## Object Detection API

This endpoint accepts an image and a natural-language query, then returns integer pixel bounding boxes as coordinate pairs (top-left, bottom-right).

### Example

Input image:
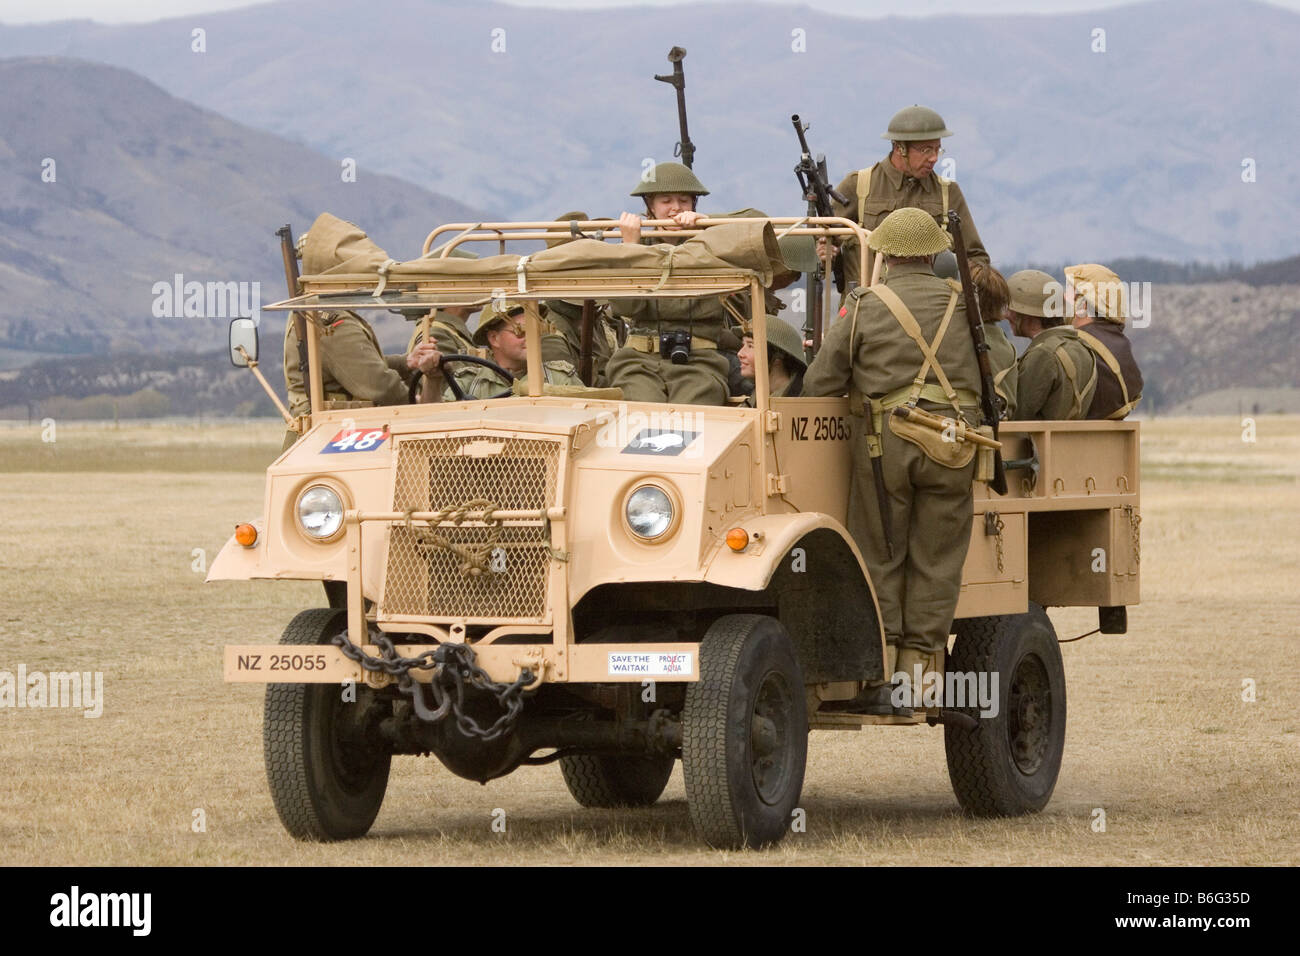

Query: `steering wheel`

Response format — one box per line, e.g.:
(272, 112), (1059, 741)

(408, 353), (515, 403)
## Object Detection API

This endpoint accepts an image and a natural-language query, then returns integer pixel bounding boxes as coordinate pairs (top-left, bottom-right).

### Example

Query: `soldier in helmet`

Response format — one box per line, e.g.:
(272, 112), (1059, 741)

(1007, 270), (1097, 420)
(1066, 263), (1144, 419)
(803, 208), (984, 713)
(738, 317), (807, 403)
(606, 161), (734, 405)
(411, 302), (583, 402)
(826, 105), (989, 292)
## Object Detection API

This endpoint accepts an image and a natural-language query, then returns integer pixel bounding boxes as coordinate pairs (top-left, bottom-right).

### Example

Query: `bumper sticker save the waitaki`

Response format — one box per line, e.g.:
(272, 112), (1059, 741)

(607, 652), (693, 676)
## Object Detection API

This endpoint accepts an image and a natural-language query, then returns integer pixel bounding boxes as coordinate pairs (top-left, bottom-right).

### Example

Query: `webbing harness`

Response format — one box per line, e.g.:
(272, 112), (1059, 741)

(1077, 328), (1141, 419)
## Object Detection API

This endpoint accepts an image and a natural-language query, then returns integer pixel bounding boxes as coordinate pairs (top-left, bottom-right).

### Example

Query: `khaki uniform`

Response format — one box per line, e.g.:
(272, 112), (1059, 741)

(742, 378), (797, 407)
(803, 261), (981, 655)
(1078, 322), (1143, 419)
(282, 311), (410, 450)
(608, 263), (732, 405)
(446, 359), (582, 400)
(406, 310), (478, 357)
(540, 299), (623, 388)
(985, 320), (1019, 419)
(831, 159), (989, 288)
(1016, 326), (1098, 420)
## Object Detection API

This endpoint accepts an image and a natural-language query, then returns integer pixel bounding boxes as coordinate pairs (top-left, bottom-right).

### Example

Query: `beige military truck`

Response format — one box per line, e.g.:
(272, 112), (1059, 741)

(212, 217), (1140, 849)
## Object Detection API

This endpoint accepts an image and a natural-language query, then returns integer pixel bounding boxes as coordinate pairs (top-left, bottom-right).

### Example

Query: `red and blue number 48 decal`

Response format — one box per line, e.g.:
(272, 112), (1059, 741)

(321, 427), (389, 454)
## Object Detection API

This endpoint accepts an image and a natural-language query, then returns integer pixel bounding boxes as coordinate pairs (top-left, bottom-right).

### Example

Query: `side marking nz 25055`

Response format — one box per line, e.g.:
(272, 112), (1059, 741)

(790, 416), (847, 441)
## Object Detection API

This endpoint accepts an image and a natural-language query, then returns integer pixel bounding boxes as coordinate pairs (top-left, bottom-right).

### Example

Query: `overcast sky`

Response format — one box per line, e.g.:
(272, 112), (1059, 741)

(2, 0), (1297, 25)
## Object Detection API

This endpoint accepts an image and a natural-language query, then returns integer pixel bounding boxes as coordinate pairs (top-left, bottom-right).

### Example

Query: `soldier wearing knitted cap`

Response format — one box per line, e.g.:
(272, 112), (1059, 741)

(1066, 263), (1144, 419)
(1008, 269), (1097, 420)
(825, 105), (989, 292)
(804, 207), (983, 713)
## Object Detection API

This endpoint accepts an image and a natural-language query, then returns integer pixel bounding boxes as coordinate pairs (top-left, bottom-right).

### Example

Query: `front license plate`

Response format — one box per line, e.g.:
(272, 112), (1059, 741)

(224, 645), (361, 683)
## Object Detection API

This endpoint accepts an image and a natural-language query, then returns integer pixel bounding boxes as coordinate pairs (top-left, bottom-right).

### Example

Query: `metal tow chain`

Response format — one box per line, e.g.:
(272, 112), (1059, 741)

(1126, 505), (1141, 568)
(984, 511), (1006, 575)
(332, 630), (534, 742)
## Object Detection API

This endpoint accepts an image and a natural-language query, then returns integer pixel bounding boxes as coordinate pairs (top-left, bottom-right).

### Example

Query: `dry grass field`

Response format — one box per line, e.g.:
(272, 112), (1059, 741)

(1, 416), (1297, 866)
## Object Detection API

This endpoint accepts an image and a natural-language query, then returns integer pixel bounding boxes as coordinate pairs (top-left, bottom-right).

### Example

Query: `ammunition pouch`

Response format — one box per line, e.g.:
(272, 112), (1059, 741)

(886, 408), (977, 470)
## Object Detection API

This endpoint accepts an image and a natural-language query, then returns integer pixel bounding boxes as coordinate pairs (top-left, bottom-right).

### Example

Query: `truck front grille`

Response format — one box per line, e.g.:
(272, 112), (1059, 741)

(380, 435), (561, 623)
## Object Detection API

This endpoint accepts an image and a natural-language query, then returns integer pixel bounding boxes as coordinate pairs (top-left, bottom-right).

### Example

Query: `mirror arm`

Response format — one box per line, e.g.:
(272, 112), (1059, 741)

(235, 345), (295, 427)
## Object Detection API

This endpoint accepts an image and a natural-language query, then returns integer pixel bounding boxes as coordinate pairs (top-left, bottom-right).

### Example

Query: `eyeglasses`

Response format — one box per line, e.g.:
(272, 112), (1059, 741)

(909, 145), (945, 158)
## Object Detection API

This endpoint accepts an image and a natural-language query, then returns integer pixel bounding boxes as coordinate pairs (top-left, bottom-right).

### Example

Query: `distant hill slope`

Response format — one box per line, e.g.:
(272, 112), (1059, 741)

(1014, 255), (1300, 287)
(0, 57), (482, 364)
(1128, 283), (1300, 413)
(1, 0), (1297, 264)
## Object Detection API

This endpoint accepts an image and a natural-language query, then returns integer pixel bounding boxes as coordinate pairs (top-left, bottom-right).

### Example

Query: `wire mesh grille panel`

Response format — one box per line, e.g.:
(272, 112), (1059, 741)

(392, 436), (559, 514)
(383, 525), (551, 619)
(381, 434), (561, 621)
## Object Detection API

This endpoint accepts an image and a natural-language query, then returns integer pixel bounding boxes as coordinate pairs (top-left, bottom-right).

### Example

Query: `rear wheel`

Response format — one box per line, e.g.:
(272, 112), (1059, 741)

(559, 753), (675, 808)
(263, 608), (391, 840)
(682, 614), (807, 849)
(944, 603), (1066, 816)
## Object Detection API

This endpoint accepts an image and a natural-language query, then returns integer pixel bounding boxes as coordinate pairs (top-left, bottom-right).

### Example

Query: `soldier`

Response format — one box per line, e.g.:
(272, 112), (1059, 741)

(540, 211), (624, 387)
(827, 105), (989, 291)
(803, 208), (983, 713)
(971, 263), (1019, 419)
(738, 317), (806, 402)
(1008, 270), (1097, 420)
(412, 302), (582, 402)
(282, 313), (414, 452)
(406, 304), (480, 357)
(605, 161), (733, 405)
(1066, 263), (1144, 419)
(281, 215), (425, 450)
(404, 244), (482, 357)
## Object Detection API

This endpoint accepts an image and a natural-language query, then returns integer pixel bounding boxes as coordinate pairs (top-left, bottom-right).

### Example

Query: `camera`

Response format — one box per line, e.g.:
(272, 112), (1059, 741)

(659, 329), (692, 364)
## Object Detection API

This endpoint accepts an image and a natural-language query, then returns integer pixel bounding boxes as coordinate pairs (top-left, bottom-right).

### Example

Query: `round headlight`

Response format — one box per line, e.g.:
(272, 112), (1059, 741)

(626, 485), (673, 539)
(296, 485), (343, 539)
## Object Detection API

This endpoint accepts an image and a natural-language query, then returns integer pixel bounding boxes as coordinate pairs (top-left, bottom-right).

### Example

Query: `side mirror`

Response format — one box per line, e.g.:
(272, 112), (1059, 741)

(229, 318), (259, 367)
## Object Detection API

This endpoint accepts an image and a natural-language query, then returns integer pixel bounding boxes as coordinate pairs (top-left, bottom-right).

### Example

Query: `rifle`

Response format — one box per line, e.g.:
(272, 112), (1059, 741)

(276, 224), (310, 409)
(791, 114), (847, 352)
(653, 47), (695, 169)
(947, 211), (1008, 495)
(579, 299), (596, 386)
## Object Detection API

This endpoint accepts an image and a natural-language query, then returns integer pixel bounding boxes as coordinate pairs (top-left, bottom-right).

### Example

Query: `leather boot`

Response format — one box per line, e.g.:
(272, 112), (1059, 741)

(825, 645), (913, 716)
(895, 647), (936, 711)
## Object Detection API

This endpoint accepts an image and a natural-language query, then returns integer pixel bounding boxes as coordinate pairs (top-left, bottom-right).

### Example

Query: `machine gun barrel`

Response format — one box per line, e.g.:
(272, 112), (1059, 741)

(654, 46), (695, 169)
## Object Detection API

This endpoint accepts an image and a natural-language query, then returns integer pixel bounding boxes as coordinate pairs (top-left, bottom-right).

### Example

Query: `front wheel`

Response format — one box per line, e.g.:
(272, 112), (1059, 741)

(944, 602), (1067, 816)
(682, 614), (808, 849)
(263, 608), (392, 840)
